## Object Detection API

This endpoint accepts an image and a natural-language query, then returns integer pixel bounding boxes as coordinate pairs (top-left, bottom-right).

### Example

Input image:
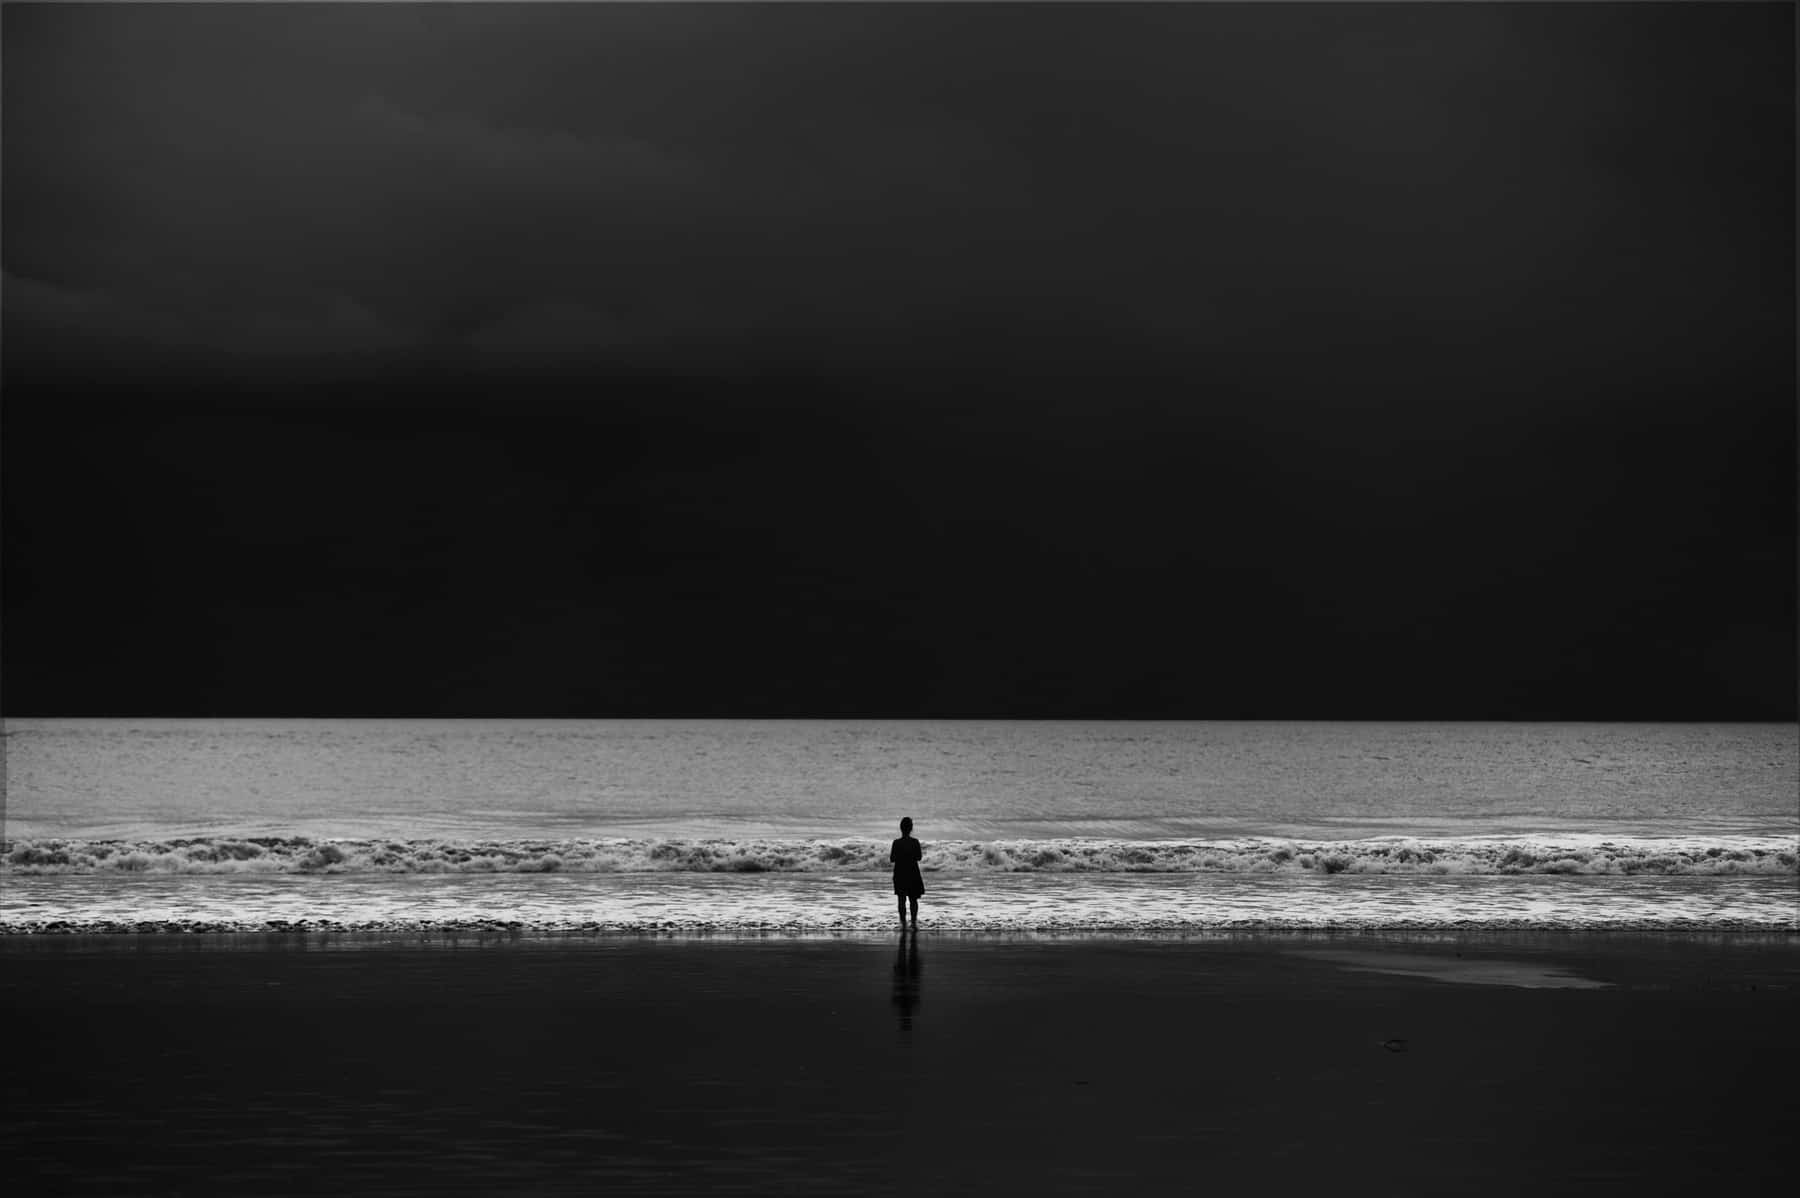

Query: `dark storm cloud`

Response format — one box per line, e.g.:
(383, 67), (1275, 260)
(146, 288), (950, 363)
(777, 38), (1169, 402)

(8, 2), (1788, 380)
(4, 4), (722, 365)
(3, 2), (1793, 718)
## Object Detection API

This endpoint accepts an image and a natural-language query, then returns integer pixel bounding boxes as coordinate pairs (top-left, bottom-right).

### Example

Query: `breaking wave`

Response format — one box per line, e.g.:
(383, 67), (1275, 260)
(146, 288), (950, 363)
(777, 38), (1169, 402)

(6, 835), (1795, 876)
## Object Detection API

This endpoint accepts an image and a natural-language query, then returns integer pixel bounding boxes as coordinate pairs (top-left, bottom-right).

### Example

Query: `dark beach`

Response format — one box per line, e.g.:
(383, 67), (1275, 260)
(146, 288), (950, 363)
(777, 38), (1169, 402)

(4, 931), (1795, 1195)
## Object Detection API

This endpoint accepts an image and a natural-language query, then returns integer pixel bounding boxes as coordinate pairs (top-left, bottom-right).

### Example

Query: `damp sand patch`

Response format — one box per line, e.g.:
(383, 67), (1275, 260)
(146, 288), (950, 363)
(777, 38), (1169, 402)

(1297, 948), (1614, 989)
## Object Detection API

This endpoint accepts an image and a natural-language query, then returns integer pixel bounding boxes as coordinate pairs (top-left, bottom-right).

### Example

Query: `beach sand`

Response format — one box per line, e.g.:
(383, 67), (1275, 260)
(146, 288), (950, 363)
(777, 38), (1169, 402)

(4, 931), (1794, 1194)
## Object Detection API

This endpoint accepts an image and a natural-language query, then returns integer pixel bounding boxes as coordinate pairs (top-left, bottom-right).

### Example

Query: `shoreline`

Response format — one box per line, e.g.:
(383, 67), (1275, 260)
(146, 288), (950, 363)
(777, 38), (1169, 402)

(7, 871), (1795, 935)
(3, 924), (1798, 945)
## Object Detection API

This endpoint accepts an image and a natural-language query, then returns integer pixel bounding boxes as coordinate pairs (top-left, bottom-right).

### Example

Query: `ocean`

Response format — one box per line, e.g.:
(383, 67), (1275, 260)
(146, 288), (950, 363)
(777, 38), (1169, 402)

(3, 719), (1795, 933)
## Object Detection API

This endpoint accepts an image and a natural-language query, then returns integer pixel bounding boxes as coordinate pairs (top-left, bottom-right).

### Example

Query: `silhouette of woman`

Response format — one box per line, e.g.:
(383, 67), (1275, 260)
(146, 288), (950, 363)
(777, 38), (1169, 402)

(891, 817), (924, 930)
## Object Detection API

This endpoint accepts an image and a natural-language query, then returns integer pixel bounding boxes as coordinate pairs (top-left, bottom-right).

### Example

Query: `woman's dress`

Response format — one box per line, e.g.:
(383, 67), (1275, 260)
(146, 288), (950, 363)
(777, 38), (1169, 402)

(891, 836), (925, 898)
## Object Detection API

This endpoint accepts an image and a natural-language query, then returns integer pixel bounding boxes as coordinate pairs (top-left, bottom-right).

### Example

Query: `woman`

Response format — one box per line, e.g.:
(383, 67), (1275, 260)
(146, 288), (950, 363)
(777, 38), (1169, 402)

(890, 817), (924, 930)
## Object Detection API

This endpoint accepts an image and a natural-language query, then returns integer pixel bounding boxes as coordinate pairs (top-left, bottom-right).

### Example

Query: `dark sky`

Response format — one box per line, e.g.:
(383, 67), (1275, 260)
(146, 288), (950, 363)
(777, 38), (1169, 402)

(3, 1), (1794, 718)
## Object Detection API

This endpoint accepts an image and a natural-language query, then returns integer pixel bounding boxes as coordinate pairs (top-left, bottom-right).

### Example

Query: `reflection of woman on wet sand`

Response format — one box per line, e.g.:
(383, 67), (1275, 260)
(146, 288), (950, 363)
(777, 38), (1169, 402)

(892, 934), (921, 1031)
(891, 817), (924, 930)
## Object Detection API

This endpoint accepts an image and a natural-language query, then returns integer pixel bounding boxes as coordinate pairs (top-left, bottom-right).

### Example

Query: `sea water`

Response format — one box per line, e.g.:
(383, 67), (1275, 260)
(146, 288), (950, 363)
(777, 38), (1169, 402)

(3, 719), (1794, 932)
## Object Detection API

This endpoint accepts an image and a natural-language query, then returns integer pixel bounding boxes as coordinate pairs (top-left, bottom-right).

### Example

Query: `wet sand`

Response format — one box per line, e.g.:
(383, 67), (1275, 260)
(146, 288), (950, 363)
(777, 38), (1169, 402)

(3, 931), (1795, 1194)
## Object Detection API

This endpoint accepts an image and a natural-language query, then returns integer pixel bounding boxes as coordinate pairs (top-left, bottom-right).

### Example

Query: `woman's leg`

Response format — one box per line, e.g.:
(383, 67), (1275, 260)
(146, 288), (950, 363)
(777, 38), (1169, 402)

(897, 895), (908, 926)
(909, 895), (919, 924)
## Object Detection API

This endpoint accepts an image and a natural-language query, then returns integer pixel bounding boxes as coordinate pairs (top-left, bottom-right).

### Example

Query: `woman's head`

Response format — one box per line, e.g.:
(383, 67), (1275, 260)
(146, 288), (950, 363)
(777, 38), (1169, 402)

(900, 817), (914, 834)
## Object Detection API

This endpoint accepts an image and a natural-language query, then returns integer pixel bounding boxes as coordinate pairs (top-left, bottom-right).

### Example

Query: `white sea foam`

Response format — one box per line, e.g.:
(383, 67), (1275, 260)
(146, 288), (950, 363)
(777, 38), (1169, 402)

(4, 834), (1793, 876)
(2, 873), (1794, 934)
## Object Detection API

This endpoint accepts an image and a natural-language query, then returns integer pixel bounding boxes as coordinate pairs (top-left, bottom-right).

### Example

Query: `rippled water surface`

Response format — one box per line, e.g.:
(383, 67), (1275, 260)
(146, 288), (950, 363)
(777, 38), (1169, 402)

(5, 719), (1794, 931)
(6, 719), (1795, 842)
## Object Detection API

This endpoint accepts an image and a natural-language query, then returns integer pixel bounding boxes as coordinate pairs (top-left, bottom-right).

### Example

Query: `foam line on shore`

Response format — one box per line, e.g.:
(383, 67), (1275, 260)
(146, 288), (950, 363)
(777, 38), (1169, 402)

(5, 834), (1795, 876)
(6, 914), (1797, 936)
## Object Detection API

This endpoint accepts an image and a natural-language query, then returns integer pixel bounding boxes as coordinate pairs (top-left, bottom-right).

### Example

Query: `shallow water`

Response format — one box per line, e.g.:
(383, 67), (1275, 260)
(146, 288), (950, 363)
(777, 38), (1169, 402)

(5, 872), (1793, 933)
